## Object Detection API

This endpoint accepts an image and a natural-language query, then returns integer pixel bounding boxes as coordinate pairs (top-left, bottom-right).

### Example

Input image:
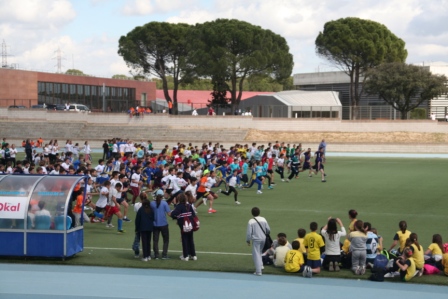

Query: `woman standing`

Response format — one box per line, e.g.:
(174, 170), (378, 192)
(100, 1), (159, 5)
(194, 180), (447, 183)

(171, 193), (197, 261)
(150, 189), (171, 259)
(84, 141), (92, 162)
(321, 217), (346, 271)
(246, 206), (270, 276)
(24, 139), (32, 162)
(8, 144), (17, 168)
(135, 199), (154, 261)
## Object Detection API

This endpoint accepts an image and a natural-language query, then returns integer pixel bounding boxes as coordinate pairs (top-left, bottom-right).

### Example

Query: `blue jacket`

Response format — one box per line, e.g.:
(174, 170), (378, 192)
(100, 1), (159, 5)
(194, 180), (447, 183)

(135, 207), (154, 232)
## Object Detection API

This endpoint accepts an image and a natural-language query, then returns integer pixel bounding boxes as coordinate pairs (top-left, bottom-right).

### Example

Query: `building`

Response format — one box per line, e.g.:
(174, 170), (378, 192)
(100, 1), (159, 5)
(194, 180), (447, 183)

(294, 65), (448, 119)
(240, 90), (342, 118)
(0, 68), (156, 112)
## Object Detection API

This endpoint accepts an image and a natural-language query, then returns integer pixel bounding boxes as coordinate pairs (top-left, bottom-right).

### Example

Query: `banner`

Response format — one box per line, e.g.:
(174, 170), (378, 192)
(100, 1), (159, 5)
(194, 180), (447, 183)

(0, 197), (28, 219)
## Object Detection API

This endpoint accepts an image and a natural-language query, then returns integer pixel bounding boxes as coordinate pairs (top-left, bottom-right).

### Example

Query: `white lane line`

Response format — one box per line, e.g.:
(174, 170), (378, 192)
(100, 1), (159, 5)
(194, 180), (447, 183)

(84, 247), (251, 256)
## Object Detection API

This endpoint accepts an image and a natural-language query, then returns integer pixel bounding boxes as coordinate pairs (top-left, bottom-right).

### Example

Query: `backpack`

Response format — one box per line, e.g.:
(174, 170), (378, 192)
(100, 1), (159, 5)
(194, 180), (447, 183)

(192, 215), (200, 231)
(373, 254), (388, 271)
(182, 217), (193, 233)
(369, 267), (385, 282)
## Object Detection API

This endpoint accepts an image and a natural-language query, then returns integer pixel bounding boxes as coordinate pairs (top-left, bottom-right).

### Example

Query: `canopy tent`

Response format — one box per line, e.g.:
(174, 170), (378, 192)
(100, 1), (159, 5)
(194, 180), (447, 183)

(0, 175), (86, 258)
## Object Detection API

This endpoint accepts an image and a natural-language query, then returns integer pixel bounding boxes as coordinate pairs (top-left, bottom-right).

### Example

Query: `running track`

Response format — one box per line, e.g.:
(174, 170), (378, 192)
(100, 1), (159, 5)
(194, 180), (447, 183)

(1, 264), (447, 299)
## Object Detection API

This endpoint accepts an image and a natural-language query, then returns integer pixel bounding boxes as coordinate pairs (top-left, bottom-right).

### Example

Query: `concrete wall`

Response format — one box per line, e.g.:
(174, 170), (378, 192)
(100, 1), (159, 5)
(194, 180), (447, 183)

(1, 108), (447, 132)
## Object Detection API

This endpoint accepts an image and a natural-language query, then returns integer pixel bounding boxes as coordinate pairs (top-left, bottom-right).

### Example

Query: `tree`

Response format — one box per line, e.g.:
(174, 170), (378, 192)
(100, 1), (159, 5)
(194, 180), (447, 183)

(208, 76), (231, 114)
(118, 22), (192, 114)
(65, 69), (86, 76)
(315, 17), (408, 119)
(364, 62), (448, 119)
(190, 19), (293, 113)
(112, 74), (131, 80)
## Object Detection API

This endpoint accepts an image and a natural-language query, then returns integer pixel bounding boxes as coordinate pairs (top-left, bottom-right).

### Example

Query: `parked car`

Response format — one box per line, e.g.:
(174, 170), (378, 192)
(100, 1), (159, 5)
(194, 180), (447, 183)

(8, 105), (26, 109)
(31, 104), (46, 109)
(69, 104), (91, 112)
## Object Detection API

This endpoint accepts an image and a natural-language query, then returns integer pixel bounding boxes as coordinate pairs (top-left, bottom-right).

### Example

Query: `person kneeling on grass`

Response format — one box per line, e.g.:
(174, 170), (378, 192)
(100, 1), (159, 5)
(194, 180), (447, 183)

(284, 240), (308, 276)
(303, 222), (325, 277)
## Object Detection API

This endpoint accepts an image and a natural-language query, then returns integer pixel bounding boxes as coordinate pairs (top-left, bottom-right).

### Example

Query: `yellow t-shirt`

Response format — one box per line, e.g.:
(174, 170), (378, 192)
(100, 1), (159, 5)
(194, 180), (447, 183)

(349, 219), (357, 232)
(395, 230), (411, 252)
(284, 249), (304, 273)
(303, 231), (325, 261)
(442, 253), (448, 276)
(404, 257), (416, 282)
(410, 244), (424, 269)
(294, 237), (306, 254)
(342, 239), (351, 254)
(428, 243), (443, 256)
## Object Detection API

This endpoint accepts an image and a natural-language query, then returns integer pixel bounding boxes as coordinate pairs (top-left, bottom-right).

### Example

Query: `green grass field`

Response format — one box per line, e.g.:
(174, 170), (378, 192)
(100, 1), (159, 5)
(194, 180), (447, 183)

(2, 156), (448, 285)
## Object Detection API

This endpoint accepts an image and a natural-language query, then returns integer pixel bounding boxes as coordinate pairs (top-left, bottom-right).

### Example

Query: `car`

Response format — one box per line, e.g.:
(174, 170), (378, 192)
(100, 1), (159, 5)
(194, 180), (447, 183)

(8, 105), (26, 109)
(31, 104), (46, 109)
(68, 104), (91, 112)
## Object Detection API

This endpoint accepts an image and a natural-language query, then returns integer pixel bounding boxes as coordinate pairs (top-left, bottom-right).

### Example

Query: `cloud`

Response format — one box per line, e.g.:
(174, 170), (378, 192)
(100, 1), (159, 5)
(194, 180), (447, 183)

(122, 0), (197, 16)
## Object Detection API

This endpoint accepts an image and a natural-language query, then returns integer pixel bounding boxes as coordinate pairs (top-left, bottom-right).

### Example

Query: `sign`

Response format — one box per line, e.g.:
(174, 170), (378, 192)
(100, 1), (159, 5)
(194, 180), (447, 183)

(0, 197), (28, 219)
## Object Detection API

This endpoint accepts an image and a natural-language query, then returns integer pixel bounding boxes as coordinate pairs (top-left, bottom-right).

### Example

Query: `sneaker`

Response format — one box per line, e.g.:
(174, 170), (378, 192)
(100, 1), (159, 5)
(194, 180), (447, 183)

(208, 209), (217, 214)
(106, 224), (114, 228)
(384, 271), (400, 278)
(334, 263), (340, 272)
(329, 262), (334, 272)
(360, 266), (366, 275)
(90, 218), (99, 223)
(180, 256), (189, 261)
(418, 269), (424, 277)
(117, 229), (125, 233)
(307, 268), (313, 278)
(257, 190), (262, 194)
(134, 255), (140, 259)
(253, 272), (262, 276)
(141, 258), (148, 262)
(308, 175), (312, 178)
(354, 266), (360, 275)
(285, 179), (290, 183)
(190, 256), (197, 261)
(217, 189), (222, 193)
(162, 256), (171, 260)
(123, 218), (131, 222)
(268, 186), (273, 189)
(281, 179), (285, 182)
(386, 259), (394, 269)
(321, 180), (326, 183)
(235, 201), (241, 205)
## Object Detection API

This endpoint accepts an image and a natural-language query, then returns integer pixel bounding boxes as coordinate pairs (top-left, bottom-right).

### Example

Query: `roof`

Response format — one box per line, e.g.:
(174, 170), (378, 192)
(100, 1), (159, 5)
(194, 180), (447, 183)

(155, 90), (274, 108)
(266, 90), (342, 107)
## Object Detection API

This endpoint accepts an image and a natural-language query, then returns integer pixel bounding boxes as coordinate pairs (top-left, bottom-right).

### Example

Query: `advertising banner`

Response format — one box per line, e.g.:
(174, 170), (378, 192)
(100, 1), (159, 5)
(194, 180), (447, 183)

(0, 197), (28, 219)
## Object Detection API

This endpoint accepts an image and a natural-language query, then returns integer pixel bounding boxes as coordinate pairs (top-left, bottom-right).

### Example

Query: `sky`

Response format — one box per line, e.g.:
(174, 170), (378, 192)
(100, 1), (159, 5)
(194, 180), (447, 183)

(0, 0), (447, 79)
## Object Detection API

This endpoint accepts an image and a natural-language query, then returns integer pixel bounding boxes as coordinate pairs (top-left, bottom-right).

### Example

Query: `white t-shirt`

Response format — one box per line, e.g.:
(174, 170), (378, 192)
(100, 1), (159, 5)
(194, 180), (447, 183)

(95, 164), (105, 174)
(134, 202), (142, 212)
(10, 148), (17, 158)
(205, 177), (216, 192)
(274, 245), (290, 267)
(108, 188), (119, 207)
(277, 158), (284, 167)
(185, 184), (197, 198)
(119, 144), (125, 153)
(321, 227), (347, 255)
(130, 173), (140, 187)
(96, 186), (109, 208)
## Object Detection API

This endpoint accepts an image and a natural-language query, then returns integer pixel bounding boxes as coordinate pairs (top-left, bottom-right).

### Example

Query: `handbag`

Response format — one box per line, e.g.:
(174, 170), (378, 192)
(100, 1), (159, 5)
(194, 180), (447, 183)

(253, 217), (273, 252)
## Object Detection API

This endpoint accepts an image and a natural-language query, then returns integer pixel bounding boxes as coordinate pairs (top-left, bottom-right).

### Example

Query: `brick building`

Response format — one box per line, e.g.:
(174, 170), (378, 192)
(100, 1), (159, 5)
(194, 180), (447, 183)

(0, 68), (156, 112)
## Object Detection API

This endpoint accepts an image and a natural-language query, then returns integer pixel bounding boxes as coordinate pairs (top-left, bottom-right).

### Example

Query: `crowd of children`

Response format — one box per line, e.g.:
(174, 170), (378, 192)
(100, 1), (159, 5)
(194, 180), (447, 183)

(1, 137), (447, 282)
(261, 210), (448, 281)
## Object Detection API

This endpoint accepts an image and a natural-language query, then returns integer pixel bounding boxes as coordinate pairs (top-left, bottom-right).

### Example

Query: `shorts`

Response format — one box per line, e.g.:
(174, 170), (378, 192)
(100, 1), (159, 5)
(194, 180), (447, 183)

(306, 259), (321, 269)
(117, 197), (125, 204)
(105, 205), (120, 217)
(165, 188), (173, 195)
(196, 191), (208, 199)
(302, 162), (310, 170)
(267, 169), (273, 174)
(131, 186), (140, 197)
(95, 206), (105, 213)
